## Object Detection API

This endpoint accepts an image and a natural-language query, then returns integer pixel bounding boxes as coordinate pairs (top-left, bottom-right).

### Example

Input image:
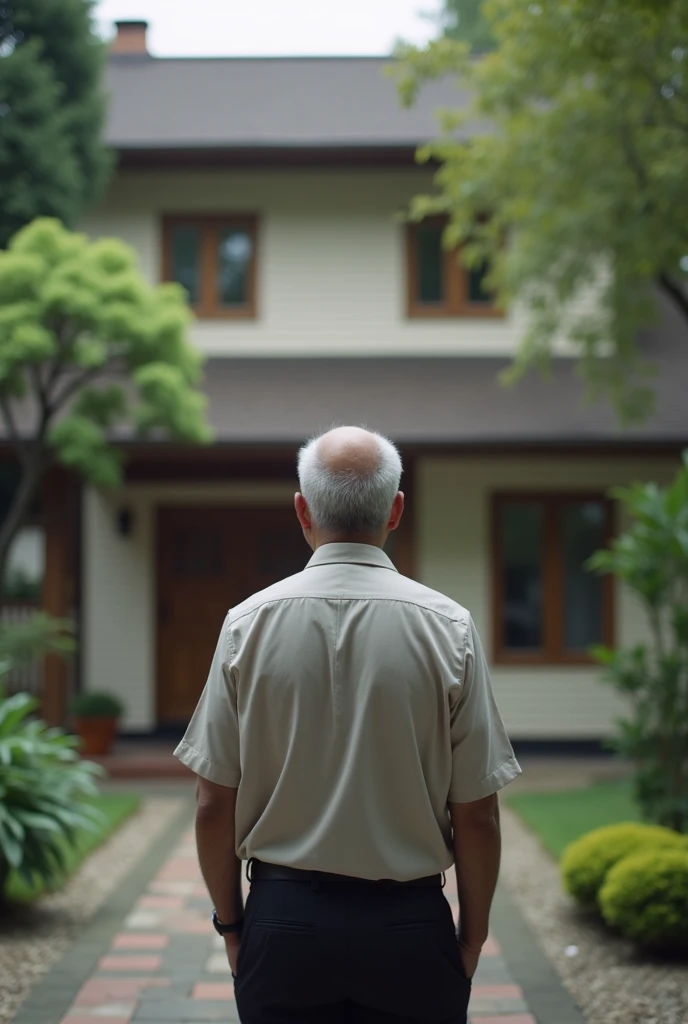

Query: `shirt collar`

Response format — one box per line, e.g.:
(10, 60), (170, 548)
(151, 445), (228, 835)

(306, 542), (398, 573)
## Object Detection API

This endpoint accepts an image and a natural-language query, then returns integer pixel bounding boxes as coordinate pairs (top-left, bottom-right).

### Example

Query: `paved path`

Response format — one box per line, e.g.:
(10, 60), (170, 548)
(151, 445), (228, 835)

(11, 801), (585, 1024)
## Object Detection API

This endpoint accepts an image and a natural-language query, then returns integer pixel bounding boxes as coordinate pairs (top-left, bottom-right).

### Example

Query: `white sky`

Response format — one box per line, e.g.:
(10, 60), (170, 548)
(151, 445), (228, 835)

(95, 0), (443, 58)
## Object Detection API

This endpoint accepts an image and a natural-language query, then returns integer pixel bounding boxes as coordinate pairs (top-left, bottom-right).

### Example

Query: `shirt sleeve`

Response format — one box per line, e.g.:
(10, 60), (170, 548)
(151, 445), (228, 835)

(448, 615), (522, 803)
(173, 616), (241, 787)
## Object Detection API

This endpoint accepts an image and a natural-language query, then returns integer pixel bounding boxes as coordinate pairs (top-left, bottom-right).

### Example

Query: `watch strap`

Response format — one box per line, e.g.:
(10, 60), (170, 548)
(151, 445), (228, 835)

(212, 910), (244, 935)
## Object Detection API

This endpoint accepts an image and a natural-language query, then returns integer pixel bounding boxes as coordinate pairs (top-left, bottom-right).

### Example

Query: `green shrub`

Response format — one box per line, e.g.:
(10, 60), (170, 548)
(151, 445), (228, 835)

(68, 691), (124, 719)
(560, 822), (684, 907)
(599, 846), (688, 950)
(0, 681), (104, 898)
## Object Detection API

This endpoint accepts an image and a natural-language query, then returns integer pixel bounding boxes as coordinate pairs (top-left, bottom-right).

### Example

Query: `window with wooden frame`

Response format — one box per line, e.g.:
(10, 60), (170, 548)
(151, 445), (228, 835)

(162, 215), (258, 319)
(492, 493), (614, 665)
(406, 216), (500, 318)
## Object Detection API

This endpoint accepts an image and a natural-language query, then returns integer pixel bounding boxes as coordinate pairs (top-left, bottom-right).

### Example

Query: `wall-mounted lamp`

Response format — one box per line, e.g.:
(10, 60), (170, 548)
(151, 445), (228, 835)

(117, 507), (134, 538)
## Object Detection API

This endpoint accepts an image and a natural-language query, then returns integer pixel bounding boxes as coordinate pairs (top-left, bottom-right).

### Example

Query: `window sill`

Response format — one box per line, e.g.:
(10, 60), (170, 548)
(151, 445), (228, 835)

(406, 306), (505, 320)
(190, 309), (257, 321)
(493, 653), (604, 668)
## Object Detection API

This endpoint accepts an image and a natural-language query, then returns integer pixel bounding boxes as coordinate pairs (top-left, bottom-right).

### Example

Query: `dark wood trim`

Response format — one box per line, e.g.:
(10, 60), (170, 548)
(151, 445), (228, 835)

(405, 442), (688, 457)
(491, 491), (615, 667)
(117, 146), (427, 171)
(405, 218), (503, 320)
(41, 470), (73, 726)
(491, 492), (505, 663)
(116, 440), (688, 460)
(602, 498), (616, 649)
(543, 498), (560, 661)
(154, 506), (165, 727)
(162, 213), (258, 320)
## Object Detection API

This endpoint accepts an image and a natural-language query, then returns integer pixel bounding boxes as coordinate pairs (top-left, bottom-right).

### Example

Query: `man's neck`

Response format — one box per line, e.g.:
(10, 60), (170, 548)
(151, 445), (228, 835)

(312, 533), (384, 550)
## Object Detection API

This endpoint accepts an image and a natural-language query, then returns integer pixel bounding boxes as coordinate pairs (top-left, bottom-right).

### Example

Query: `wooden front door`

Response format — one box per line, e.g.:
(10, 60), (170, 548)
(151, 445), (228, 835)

(156, 505), (310, 726)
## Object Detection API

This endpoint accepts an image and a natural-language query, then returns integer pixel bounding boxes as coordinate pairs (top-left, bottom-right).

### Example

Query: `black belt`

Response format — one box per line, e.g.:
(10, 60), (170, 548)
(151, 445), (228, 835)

(248, 858), (444, 888)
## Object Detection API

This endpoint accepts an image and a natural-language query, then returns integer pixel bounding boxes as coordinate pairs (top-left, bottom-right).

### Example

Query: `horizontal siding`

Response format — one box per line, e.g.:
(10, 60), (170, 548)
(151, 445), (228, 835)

(417, 455), (680, 740)
(79, 169), (538, 359)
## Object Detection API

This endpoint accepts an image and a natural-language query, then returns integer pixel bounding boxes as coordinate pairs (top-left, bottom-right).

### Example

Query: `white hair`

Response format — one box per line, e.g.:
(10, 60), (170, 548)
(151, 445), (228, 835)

(297, 428), (402, 533)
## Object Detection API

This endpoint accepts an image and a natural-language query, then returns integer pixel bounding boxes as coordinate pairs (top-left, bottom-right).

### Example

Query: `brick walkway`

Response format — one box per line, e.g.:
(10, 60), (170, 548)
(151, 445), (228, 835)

(53, 824), (537, 1024)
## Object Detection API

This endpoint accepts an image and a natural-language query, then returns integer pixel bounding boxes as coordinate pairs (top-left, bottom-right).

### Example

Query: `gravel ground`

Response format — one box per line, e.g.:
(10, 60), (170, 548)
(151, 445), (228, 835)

(500, 806), (688, 1024)
(0, 794), (186, 1024)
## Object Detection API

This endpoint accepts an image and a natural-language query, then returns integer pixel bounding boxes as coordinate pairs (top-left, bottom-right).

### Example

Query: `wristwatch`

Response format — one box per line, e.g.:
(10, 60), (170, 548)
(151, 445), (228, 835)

(211, 910), (244, 936)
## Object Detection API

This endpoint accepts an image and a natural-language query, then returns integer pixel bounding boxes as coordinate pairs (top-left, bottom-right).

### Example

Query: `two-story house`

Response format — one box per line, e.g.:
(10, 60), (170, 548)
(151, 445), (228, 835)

(4, 20), (687, 740)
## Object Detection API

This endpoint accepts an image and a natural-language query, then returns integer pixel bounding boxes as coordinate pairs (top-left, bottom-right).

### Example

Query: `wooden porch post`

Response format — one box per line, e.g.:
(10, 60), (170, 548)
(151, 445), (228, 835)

(41, 469), (74, 727)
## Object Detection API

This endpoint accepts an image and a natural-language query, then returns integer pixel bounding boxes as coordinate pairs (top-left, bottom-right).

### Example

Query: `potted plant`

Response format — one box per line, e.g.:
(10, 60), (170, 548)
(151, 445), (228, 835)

(68, 691), (125, 756)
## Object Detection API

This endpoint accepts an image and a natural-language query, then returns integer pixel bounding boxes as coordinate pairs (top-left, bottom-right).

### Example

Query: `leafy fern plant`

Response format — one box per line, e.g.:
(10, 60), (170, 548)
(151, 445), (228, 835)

(0, 671), (103, 899)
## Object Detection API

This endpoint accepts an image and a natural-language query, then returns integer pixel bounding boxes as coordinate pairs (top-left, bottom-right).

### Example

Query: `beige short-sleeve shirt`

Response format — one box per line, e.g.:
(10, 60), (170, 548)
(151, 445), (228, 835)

(175, 542), (521, 882)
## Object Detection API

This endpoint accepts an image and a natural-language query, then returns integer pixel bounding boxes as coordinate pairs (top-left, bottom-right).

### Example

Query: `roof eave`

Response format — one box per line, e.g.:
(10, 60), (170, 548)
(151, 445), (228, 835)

(113, 143), (426, 169)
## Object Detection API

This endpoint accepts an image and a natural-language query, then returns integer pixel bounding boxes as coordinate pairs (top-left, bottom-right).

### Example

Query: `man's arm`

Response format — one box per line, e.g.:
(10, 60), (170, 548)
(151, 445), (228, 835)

(449, 792), (501, 978)
(195, 776), (244, 969)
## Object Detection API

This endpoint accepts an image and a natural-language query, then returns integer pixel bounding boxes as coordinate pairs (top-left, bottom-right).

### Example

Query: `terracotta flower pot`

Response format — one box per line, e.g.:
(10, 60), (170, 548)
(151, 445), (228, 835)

(74, 717), (118, 756)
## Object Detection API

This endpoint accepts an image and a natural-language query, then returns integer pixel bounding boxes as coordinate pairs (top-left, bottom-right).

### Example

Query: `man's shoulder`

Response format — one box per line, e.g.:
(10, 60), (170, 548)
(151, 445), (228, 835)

(392, 573), (471, 627)
(225, 568), (314, 625)
(224, 565), (472, 632)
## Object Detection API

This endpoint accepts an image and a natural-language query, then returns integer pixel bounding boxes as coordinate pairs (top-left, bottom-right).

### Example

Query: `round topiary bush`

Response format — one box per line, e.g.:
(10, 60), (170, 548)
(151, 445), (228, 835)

(599, 846), (688, 950)
(560, 822), (684, 907)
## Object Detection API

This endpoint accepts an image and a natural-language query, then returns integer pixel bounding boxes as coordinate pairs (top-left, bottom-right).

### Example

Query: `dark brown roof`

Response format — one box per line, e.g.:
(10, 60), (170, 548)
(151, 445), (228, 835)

(105, 56), (474, 152)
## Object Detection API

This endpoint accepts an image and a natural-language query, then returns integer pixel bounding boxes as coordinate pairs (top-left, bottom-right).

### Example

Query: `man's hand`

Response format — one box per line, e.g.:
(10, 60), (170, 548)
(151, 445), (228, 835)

(225, 935), (241, 977)
(458, 942), (480, 979)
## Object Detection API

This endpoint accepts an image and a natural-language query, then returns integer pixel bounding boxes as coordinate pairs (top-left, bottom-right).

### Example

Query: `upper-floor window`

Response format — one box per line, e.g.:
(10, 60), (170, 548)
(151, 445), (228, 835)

(492, 493), (614, 665)
(406, 217), (500, 319)
(163, 215), (258, 319)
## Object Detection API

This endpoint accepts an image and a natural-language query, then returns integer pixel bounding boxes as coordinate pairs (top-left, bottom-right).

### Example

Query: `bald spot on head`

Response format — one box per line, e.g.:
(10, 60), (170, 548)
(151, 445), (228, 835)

(315, 426), (381, 477)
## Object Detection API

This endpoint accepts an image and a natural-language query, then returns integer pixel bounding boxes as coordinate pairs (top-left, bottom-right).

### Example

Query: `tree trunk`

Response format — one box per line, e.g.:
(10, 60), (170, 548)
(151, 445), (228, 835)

(0, 451), (46, 585)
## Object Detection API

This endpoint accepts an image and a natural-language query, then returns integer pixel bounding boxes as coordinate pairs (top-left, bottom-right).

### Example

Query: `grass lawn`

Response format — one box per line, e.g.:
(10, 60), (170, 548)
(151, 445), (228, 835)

(505, 777), (640, 860)
(6, 792), (142, 902)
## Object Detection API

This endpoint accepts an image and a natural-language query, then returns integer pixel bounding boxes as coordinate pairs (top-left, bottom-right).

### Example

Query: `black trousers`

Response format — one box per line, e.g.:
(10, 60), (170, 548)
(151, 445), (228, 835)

(234, 872), (471, 1024)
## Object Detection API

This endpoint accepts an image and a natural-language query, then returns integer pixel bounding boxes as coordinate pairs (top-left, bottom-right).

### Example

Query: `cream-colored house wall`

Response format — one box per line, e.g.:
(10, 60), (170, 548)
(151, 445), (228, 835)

(82, 487), (155, 731)
(83, 455), (680, 736)
(79, 169), (536, 359)
(417, 455), (680, 739)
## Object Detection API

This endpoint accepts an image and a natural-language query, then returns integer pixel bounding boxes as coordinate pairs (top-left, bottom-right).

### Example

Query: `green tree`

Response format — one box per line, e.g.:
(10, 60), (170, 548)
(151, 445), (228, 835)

(0, 0), (112, 249)
(396, 0), (688, 423)
(441, 0), (494, 51)
(0, 219), (211, 577)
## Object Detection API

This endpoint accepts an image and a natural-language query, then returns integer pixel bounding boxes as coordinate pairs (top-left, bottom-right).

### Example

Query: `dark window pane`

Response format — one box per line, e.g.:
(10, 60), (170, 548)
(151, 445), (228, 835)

(170, 225), (201, 305)
(501, 503), (543, 649)
(415, 225), (444, 303)
(218, 228), (253, 306)
(563, 501), (606, 649)
(468, 261), (492, 304)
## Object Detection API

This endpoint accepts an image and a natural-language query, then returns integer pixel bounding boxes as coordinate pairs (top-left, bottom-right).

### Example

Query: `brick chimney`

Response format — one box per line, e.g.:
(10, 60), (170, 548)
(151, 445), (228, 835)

(111, 20), (149, 56)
